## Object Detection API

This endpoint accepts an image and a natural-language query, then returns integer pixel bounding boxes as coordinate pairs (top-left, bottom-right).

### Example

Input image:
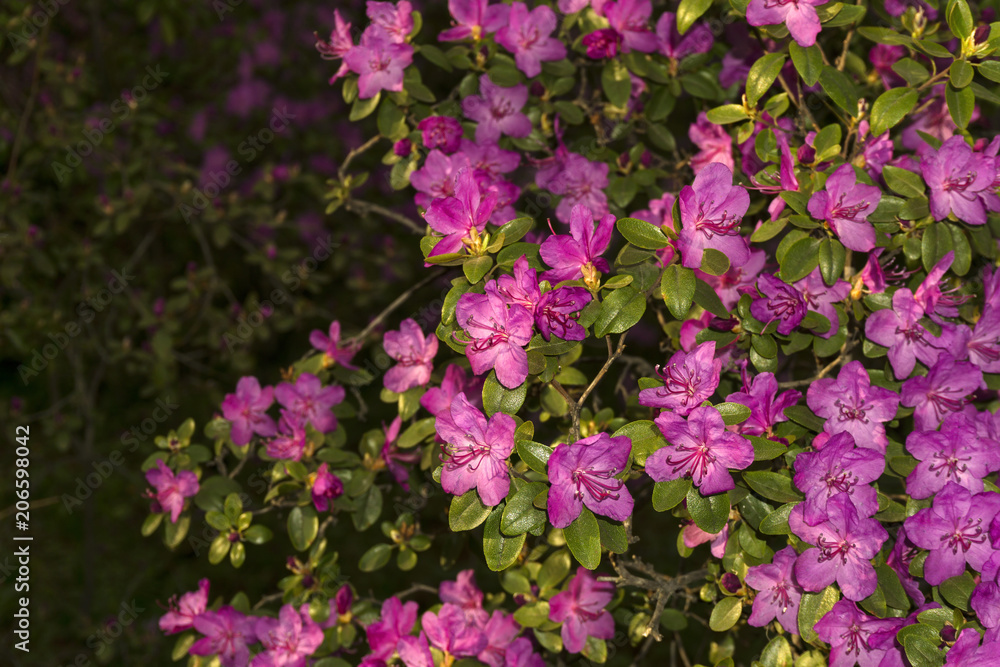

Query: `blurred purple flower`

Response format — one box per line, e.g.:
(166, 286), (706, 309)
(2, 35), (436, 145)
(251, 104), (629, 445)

(222, 376), (278, 446)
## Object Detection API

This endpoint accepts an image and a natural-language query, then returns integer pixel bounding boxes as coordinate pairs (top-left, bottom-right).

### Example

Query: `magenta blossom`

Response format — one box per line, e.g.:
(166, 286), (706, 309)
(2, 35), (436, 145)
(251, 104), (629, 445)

(806, 360), (899, 452)
(381, 415), (420, 491)
(309, 321), (359, 370)
(366, 597), (419, 661)
(383, 318), (438, 393)
(190, 607), (255, 667)
(682, 521), (729, 557)
(422, 603), (488, 658)
(750, 274), (807, 336)
(411, 150), (469, 209)
(582, 29), (620, 59)
(315, 10), (353, 82)
(438, 0), (509, 42)
(221, 376), (277, 446)
(266, 411), (309, 461)
(417, 116), (463, 154)
(436, 392), (515, 506)
(253, 604), (324, 667)
(900, 353), (982, 431)
(656, 12), (713, 59)
(794, 268), (851, 339)
(549, 568), (616, 653)
(477, 610), (520, 667)
(793, 431), (884, 526)
(725, 369), (800, 438)
(865, 288), (947, 378)
(498, 256), (592, 341)
(904, 413), (999, 499)
(689, 112), (734, 175)
(604, 0), (657, 53)
(638, 341), (722, 416)
(539, 203), (614, 285)
(815, 600), (903, 667)
(747, 0), (824, 47)
(807, 165), (881, 252)
(462, 75), (531, 144)
(159, 579), (209, 634)
(547, 433), (634, 528)
(439, 569), (490, 630)
(455, 281), (533, 389)
(343, 27), (414, 99)
(146, 460), (199, 523)
(647, 406), (754, 495)
(425, 169), (498, 258)
(275, 372), (344, 433)
(420, 364), (484, 420)
(745, 546), (803, 634)
(922, 135), (997, 225)
(537, 151), (610, 223)
(678, 162), (751, 270)
(309, 462), (344, 512)
(367, 1), (413, 43)
(495, 3), (566, 78)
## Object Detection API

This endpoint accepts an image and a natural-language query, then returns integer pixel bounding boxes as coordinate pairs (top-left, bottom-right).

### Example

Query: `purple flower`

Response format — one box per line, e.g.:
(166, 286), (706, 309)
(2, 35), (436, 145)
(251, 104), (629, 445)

(417, 116), (463, 154)
(806, 164), (881, 252)
(682, 521), (729, 557)
(655, 12), (713, 59)
(440, 569), (490, 630)
(159, 579), (209, 634)
(793, 432), (884, 526)
(750, 274), (807, 336)
(397, 634), (434, 667)
(547, 433), (633, 528)
(537, 152), (610, 223)
(412, 150), (469, 209)
(806, 360), (899, 452)
(190, 607), (255, 667)
(972, 553), (1000, 629)
(604, 0), (657, 53)
(548, 568), (616, 653)
(678, 162), (751, 270)
(901, 353), (982, 431)
(380, 415), (420, 490)
(477, 610), (520, 667)
(922, 135), (997, 225)
(747, 0), (824, 47)
(815, 600), (902, 667)
(275, 372), (345, 433)
(436, 392), (515, 506)
(384, 319), (438, 393)
(498, 256), (592, 340)
(505, 637), (545, 667)
(420, 364), (484, 420)
(309, 321), (359, 370)
(582, 29), (620, 59)
(887, 525), (925, 604)
(647, 406), (754, 495)
(460, 138), (520, 180)
(904, 482), (1000, 585)
(366, 597), (418, 661)
(495, 3), (566, 78)
(221, 376), (278, 446)
(539, 204), (614, 287)
(689, 112), (734, 175)
(745, 546), (803, 634)
(905, 415), (998, 499)
(790, 493), (889, 601)
(915, 252), (970, 319)
(343, 28), (414, 99)
(423, 603), (488, 658)
(439, 0), (509, 42)
(315, 10), (353, 82)
(638, 341), (722, 416)
(794, 268), (851, 339)
(252, 604), (324, 667)
(865, 288), (947, 378)
(266, 411), (308, 461)
(146, 460), (199, 523)
(425, 169), (498, 258)
(726, 370), (800, 438)
(462, 75), (531, 144)
(309, 462), (344, 512)
(966, 309), (1000, 372)
(455, 282), (533, 389)
(367, 1), (414, 43)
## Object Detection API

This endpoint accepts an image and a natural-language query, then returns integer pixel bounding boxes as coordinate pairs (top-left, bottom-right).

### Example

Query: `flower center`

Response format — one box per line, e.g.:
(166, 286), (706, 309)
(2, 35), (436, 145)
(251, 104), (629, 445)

(816, 532), (854, 563)
(770, 581), (793, 613)
(664, 443), (716, 483)
(943, 170), (978, 193)
(941, 517), (986, 554)
(655, 363), (703, 405)
(572, 466), (623, 501)
(444, 437), (492, 469)
(927, 450), (971, 481)
(834, 398), (869, 423)
(822, 468), (858, 494)
(694, 200), (742, 238)
(830, 194), (870, 221)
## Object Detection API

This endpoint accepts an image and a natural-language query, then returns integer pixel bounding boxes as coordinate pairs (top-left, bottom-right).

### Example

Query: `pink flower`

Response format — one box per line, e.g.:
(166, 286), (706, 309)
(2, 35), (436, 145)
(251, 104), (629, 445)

(253, 604), (324, 667)
(309, 321), (359, 370)
(309, 463), (344, 512)
(747, 0), (824, 48)
(343, 28), (414, 99)
(159, 579), (209, 634)
(146, 460), (199, 523)
(548, 568), (616, 653)
(417, 116), (464, 154)
(604, 0), (657, 53)
(495, 3), (566, 78)
(275, 372), (345, 433)
(221, 376), (277, 446)
(383, 318), (438, 393)
(367, 1), (413, 43)
(439, 0), (509, 42)
(689, 112), (734, 175)
(462, 75), (532, 144)
(190, 607), (255, 667)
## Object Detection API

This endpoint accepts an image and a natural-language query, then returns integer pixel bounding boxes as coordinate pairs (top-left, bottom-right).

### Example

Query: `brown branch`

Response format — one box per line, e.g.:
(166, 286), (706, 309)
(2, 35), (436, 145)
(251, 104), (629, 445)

(348, 268), (447, 345)
(345, 198), (424, 235)
(337, 135), (381, 182)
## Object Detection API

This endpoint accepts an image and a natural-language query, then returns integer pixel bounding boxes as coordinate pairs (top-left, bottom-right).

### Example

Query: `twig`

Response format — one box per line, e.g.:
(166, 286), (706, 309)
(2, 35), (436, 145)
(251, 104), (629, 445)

(396, 583), (438, 599)
(6, 23), (48, 182)
(837, 28), (855, 71)
(345, 199), (424, 235)
(348, 268), (446, 345)
(567, 334), (628, 441)
(777, 337), (855, 388)
(337, 135), (381, 182)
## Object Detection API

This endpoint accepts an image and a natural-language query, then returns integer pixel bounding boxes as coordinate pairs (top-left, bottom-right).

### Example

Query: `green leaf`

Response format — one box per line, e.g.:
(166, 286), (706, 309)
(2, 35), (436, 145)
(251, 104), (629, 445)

(463, 255), (493, 284)
(789, 43), (823, 87)
(760, 636), (794, 667)
(706, 104), (750, 124)
(714, 402), (752, 425)
(597, 517), (628, 554)
(501, 482), (548, 536)
(538, 549), (572, 590)
(602, 60), (631, 107)
(882, 165), (925, 198)
(694, 277), (729, 317)
(612, 419), (664, 466)
(903, 635), (944, 667)
(818, 238), (846, 287)
(819, 66), (859, 116)
(798, 586), (840, 645)
(564, 506), (602, 569)
(288, 506), (319, 551)
(950, 60), (974, 88)
(517, 440), (553, 475)
(498, 217), (533, 245)
(877, 563), (910, 611)
(483, 371), (526, 417)
(747, 53), (787, 108)
(616, 217), (670, 249)
(946, 82), (974, 129)
(513, 601), (551, 627)
(709, 597), (743, 632)
(661, 264), (696, 319)
(359, 543), (393, 571)
(759, 502), (797, 535)
(892, 58), (930, 86)
(978, 60), (1000, 83)
(677, 0), (713, 34)
(349, 92), (380, 121)
(947, 0), (974, 38)
(687, 487), (730, 534)
(377, 100), (407, 140)
(593, 286), (646, 338)
(870, 88), (919, 136)
(947, 223), (971, 275)
(779, 237), (821, 283)
(243, 525), (273, 545)
(484, 505), (526, 571)
(939, 572), (975, 611)
(652, 478), (692, 512)
(352, 485), (383, 531)
(700, 248), (731, 276)
(450, 489), (493, 531)
(922, 223), (955, 272)
(743, 471), (803, 503)
(748, 436), (787, 461)
(752, 217), (788, 242)
(141, 512), (164, 537)
(163, 514), (190, 549)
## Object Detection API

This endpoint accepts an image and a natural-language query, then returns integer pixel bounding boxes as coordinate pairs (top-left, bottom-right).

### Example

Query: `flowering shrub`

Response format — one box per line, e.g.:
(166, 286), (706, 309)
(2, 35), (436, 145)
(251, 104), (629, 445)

(143, 0), (1000, 665)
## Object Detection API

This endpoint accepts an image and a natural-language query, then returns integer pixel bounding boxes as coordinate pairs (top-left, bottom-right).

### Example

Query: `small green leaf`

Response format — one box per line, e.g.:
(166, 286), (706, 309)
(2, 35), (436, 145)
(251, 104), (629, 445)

(743, 471), (803, 503)
(748, 436), (787, 461)
(661, 264), (696, 320)
(693, 277), (729, 317)
(209, 533), (231, 564)
(616, 217), (670, 249)
(593, 286), (646, 337)
(789, 43), (823, 87)
(243, 525), (273, 545)
(687, 487), (730, 534)
(759, 502), (797, 535)
(950, 60), (974, 88)
(945, 82), (975, 129)
(747, 53), (787, 108)
(779, 237), (821, 283)
(714, 402), (752, 425)
(818, 238), (846, 287)
(463, 255), (493, 284)
(349, 92), (380, 121)
(706, 104), (750, 124)
(498, 217), (533, 245)
(798, 586), (840, 645)
(564, 506), (602, 569)
(677, 0), (713, 34)
(939, 572), (975, 611)
(870, 88), (919, 136)
(882, 165), (925, 198)
(501, 482), (548, 536)
(517, 440), (553, 475)
(922, 223), (955, 273)
(819, 66), (859, 116)
(709, 597), (743, 632)
(450, 489), (493, 531)
(483, 505), (526, 571)
(602, 60), (631, 107)
(652, 478), (692, 512)
(288, 506), (319, 551)
(611, 420), (663, 466)
(483, 370), (526, 416)
(359, 543), (392, 571)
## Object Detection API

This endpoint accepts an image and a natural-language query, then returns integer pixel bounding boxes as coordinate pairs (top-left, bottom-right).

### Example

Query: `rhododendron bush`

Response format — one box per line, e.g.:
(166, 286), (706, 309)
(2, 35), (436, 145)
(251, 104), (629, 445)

(143, 0), (1000, 665)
